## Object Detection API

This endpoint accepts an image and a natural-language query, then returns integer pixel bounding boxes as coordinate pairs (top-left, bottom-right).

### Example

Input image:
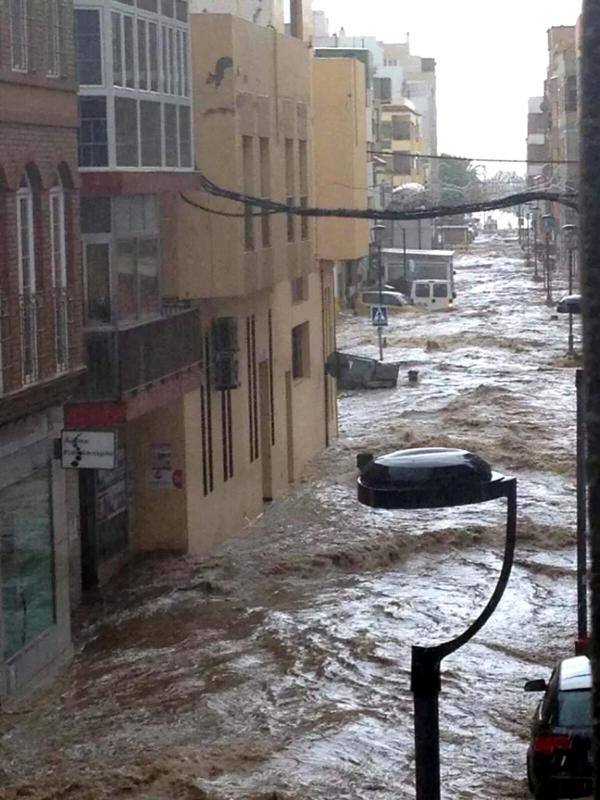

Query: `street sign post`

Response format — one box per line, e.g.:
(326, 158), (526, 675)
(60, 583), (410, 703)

(61, 431), (117, 470)
(371, 305), (389, 327)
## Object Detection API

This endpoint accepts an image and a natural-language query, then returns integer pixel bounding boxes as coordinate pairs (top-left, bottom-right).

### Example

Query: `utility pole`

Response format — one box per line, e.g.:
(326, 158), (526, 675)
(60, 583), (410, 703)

(532, 207), (540, 280)
(542, 214), (555, 305)
(372, 225), (386, 362)
(580, 4), (600, 796)
(563, 224), (578, 355)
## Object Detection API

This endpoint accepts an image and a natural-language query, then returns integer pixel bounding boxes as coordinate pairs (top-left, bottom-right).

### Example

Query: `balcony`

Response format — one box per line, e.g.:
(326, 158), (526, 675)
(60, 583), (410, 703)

(82, 305), (202, 402)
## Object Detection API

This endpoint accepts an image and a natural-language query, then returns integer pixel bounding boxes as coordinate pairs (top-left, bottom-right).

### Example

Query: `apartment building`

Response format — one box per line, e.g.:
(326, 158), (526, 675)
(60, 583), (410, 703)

(0, 0), (85, 699)
(527, 96), (547, 188)
(66, 0), (203, 586)
(312, 56), (370, 314)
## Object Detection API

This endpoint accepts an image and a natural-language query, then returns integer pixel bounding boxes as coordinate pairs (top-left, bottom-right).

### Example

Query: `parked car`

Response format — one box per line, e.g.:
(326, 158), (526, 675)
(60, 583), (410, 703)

(556, 294), (581, 315)
(525, 655), (592, 799)
(411, 279), (454, 311)
(357, 289), (409, 315)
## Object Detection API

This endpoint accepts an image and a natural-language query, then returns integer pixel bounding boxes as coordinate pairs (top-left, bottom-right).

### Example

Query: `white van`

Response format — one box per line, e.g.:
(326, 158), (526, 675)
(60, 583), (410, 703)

(411, 279), (454, 311)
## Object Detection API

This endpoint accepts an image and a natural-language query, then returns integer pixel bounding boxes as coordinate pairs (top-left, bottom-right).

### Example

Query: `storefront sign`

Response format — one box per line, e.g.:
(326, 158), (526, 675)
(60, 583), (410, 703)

(61, 431), (117, 470)
(146, 468), (184, 490)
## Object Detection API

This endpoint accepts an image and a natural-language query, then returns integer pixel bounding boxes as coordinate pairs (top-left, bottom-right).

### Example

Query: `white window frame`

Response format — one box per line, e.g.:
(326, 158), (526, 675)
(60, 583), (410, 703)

(50, 187), (69, 373)
(16, 178), (38, 384)
(10, 0), (28, 73)
(75, 6), (105, 88)
(46, 0), (61, 78)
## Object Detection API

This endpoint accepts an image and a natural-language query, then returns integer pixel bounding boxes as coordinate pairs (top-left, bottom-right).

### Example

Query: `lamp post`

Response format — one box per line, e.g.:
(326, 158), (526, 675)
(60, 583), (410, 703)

(371, 224), (386, 362)
(357, 448), (517, 800)
(532, 206), (540, 281)
(542, 214), (555, 305)
(562, 223), (578, 355)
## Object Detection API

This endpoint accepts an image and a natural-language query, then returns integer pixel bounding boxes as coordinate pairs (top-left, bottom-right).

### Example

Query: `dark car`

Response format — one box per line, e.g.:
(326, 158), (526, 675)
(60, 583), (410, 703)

(526, 656), (592, 799)
(556, 294), (581, 315)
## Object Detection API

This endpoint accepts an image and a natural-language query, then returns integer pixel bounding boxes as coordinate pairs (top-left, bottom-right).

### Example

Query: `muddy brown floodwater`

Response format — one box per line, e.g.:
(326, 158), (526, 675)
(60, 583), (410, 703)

(0, 234), (584, 800)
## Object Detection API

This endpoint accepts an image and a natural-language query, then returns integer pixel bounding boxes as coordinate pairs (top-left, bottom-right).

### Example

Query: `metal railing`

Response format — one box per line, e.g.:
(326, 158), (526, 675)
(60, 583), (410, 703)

(83, 305), (202, 401)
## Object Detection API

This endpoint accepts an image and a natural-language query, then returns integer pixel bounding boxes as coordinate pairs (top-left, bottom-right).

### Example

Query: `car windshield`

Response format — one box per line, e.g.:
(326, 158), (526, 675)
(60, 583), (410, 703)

(558, 689), (592, 728)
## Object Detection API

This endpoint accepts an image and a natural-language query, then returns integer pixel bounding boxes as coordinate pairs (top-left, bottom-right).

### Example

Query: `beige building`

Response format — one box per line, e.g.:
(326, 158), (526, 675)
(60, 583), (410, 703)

(128, 6), (337, 557)
(312, 56), (370, 306)
(379, 102), (425, 188)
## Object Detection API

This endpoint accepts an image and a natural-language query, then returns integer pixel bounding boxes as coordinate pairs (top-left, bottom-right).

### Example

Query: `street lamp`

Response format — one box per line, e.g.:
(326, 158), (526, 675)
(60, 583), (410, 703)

(357, 447), (517, 800)
(542, 214), (556, 305)
(371, 224), (386, 362)
(562, 223), (578, 355)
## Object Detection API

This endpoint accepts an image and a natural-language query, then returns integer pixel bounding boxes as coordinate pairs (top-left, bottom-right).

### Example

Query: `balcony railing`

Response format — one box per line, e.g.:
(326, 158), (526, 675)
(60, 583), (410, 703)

(83, 305), (202, 401)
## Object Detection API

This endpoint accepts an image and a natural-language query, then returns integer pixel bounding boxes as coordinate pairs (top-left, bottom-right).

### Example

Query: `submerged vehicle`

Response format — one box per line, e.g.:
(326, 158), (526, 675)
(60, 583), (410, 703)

(411, 279), (454, 311)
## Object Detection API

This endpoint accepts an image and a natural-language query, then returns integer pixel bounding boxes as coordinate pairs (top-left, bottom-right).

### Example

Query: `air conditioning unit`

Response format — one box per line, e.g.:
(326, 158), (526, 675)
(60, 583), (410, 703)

(213, 351), (240, 391)
(212, 317), (239, 353)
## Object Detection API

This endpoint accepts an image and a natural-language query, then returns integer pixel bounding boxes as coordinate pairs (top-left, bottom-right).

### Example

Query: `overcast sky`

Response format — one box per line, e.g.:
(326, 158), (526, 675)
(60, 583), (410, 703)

(313, 0), (582, 169)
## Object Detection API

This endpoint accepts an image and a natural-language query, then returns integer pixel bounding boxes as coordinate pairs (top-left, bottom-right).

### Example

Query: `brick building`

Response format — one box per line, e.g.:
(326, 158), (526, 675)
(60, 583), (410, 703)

(0, 0), (85, 700)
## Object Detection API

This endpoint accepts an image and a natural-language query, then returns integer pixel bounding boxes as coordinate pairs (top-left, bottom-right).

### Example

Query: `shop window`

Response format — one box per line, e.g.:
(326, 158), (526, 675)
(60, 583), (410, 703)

(75, 9), (103, 85)
(79, 96), (108, 167)
(0, 464), (56, 660)
(115, 97), (139, 167)
(291, 322), (310, 379)
(10, 0), (28, 72)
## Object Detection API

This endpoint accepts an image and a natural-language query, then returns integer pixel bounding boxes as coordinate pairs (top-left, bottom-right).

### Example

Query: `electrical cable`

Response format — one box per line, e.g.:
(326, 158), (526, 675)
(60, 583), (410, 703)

(193, 169), (578, 221)
(179, 192), (278, 218)
(367, 150), (580, 166)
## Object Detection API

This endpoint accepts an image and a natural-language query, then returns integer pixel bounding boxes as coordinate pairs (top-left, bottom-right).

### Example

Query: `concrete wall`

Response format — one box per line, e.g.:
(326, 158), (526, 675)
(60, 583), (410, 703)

(312, 58), (369, 263)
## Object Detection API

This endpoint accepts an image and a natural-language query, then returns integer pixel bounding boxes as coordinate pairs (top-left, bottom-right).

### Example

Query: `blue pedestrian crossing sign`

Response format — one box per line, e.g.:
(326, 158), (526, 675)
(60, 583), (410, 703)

(371, 305), (389, 327)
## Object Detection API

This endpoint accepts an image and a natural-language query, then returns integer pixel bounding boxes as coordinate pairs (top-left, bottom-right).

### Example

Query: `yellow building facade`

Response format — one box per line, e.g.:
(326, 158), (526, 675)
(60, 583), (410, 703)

(379, 103), (425, 188)
(131, 13), (337, 557)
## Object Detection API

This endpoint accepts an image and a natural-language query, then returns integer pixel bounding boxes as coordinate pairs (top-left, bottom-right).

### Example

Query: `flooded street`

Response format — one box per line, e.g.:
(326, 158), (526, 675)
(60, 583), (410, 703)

(0, 235), (583, 800)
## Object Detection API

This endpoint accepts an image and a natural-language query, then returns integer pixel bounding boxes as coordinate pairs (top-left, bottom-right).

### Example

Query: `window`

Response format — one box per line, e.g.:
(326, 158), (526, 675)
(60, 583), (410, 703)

(164, 103), (178, 166)
(17, 175), (37, 384)
(124, 15), (135, 88)
(50, 187), (69, 372)
(140, 101), (162, 166)
(148, 22), (159, 91)
(162, 0), (175, 16)
(415, 283), (430, 298)
(84, 242), (111, 325)
(291, 276), (307, 303)
(558, 690), (591, 728)
(79, 96), (108, 167)
(291, 322), (310, 379)
(259, 138), (271, 248)
(242, 136), (254, 252)
(139, 0), (158, 10)
(176, 0), (187, 22)
(299, 140), (309, 241)
(433, 283), (448, 298)
(10, 0), (28, 71)
(112, 12), (123, 86)
(75, 9), (103, 85)
(115, 97), (139, 167)
(114, 196), (160, 323)
(138, 19), (148, 90)
(179, 106), (192, 168)
(285, 139), (295, 242)
(566, 75), (578, 113)
(392, 116), (411, 140)
(393, 153), (413, 176)
(46, 0), (63, 77)
(1, 465), (56, 660)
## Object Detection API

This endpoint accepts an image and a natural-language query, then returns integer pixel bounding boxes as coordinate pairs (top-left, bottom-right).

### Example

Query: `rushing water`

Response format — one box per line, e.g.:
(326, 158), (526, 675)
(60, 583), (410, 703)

(0, 235), (584, 800)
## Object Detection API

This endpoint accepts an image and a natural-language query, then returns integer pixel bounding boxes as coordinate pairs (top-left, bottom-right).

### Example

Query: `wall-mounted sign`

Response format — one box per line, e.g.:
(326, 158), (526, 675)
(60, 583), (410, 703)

(146, 468), (184, 490)
(61, 431), (117, 470)
(151, 443), (172, 471)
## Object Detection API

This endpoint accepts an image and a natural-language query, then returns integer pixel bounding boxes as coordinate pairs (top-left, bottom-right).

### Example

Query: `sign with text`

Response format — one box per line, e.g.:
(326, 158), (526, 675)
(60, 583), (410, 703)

(371, 305), (389, 327)
(146, 469), (184, 490)
(61, 431), (117, 470)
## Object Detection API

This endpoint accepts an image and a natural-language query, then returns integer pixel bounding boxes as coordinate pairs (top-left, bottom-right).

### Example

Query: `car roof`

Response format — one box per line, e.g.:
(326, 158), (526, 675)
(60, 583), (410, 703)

(413, 279), (449, 285)
(559, 656), (591, 691)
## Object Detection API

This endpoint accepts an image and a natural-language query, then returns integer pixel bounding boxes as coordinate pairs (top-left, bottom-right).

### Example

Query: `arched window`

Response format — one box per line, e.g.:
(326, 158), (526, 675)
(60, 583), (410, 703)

(50, 178), (69, 372)
(17, 173), (38, 383)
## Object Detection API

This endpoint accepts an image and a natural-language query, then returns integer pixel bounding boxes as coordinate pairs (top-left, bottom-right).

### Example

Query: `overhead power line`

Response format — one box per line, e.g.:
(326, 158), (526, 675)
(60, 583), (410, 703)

(367, 150), (580, 166)
(191, 170), (578, 221)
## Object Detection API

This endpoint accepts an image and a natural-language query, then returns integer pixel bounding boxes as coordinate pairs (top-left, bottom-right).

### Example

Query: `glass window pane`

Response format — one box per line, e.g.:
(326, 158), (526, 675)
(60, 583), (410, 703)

(117, 239), (138, 321)
(161, 25), (169, 93)
(137, 19), (148, 90)
(164, 103), (178, 167)
(168, 28), (175, 95)
(11, 0), (28, 70)
(112, 12), (123, 86)
(79, 96), (108, 168)
(81, 197), (111, 235)
(176, 30), (182, 96)
(148, 22), (159, 91)
(162, 0), (174, 17)
(1, 465), (55, 660)
(140, 101), (162, 167)
(138, 238), (160, 316)
(558, 690), (592, 728)
(115, 97), (139, 167)
(75, 9), (102, 85)
(179, 105), (191, 168)
(143, 196), (159, 233)
(85, 242), (111, 324)
(113, 196), (132, 236)
(182, 30), (189, 96)
(139, 0), (158, 10)
(433, 283), (448, 298)
(124, 15), (135, 88)
(176, 0), (187, 22)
